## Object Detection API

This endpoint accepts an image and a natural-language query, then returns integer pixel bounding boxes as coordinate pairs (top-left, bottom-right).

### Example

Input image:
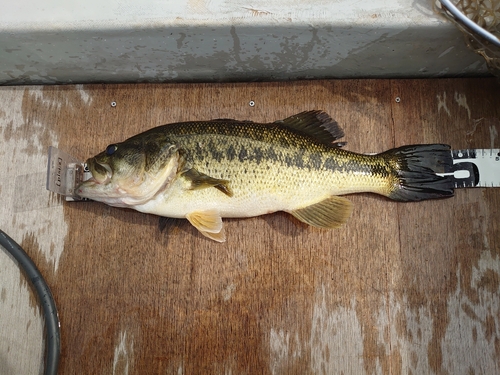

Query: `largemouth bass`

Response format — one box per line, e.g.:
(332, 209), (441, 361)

(77, 111), (454, 242)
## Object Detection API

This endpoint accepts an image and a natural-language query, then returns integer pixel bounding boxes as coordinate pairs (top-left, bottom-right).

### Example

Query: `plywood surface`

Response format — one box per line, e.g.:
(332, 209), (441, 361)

(0, 78), (499, 374)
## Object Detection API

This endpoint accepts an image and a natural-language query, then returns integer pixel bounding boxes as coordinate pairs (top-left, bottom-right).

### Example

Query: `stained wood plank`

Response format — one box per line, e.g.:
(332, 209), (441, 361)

(0, 78), (498, 374)
(391, 79), (500, 374)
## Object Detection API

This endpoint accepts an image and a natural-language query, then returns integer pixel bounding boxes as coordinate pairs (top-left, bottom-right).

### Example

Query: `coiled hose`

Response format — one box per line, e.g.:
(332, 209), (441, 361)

(0, 230), (60, 375)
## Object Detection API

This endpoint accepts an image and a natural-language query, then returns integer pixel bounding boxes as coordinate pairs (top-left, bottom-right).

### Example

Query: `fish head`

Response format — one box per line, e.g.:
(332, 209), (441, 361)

(77, 137), (181, 207)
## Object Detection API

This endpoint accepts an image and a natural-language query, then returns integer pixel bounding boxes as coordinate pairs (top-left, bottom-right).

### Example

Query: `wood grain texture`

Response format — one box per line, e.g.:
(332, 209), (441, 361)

(0, 79), (499, 374)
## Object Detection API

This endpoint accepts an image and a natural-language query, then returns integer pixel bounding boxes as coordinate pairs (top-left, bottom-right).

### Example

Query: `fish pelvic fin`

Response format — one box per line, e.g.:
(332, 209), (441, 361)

(182, 168), (233, 197)
(382, 144), (455, 201)
(186, 210), (226, 242)
(277, 110), (345, 147)
(290, 195), (353, 229)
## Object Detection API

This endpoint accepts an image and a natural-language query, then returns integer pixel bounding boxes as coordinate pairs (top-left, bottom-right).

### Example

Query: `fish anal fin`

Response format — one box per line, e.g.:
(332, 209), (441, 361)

(182, 168), (233, 197)
(290, 195), (353, 229)
(186, 210), (226, 242)
(277, 110), (345, 147)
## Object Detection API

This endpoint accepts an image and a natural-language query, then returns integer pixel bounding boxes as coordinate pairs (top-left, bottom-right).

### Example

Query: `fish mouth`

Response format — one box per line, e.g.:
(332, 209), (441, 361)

(76, 159), (113, 198)
(86, 158), (113, 184)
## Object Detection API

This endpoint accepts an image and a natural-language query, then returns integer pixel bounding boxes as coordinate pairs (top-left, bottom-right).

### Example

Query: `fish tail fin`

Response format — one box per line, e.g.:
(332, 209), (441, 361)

(382, 144), (455, 201)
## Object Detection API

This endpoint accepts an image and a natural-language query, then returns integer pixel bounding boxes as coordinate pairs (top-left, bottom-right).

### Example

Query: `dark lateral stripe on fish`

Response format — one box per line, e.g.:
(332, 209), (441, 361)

(191, 132), (397, 175)
(190, 135), (308, 169)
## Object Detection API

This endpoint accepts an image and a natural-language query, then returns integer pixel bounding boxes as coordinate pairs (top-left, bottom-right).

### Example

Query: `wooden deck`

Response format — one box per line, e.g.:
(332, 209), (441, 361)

(0, 78), (499, 374)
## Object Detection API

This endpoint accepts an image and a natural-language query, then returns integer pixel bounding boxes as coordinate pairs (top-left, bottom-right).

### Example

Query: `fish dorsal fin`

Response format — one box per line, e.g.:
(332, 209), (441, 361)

(277, 110), (345, 146)
(289, 195), (353, 228)
(182, 168), (233, 197)
(186, 210), (226, 242)
(211, 118), (254, 123)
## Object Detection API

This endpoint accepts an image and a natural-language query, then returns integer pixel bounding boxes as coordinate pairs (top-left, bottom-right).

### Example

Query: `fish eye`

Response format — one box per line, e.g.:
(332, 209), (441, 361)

(105, 144), (118, 156)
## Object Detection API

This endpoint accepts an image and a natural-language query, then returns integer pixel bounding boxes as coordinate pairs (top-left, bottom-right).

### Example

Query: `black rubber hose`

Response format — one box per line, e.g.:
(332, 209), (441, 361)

(0, 230), (60, 375)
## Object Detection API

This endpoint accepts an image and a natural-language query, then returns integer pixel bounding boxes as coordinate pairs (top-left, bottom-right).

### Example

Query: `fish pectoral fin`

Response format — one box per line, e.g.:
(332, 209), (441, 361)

(290, 195), (353, 229)
(186, 210), (226, 242)
(182, 168), (233, 197)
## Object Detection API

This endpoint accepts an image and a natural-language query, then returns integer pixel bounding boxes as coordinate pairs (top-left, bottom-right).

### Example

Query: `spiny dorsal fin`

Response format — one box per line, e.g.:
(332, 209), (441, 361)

(186, 210), (226, 242)
(182, 168), (233, 197)
(211, 118), (254, 123)
(276, 110), (345, 147)
(289, 195), (353, 228)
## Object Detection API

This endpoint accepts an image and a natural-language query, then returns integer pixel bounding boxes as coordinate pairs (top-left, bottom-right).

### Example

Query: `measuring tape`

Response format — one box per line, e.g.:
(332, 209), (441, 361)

(439, 149), (500, 188)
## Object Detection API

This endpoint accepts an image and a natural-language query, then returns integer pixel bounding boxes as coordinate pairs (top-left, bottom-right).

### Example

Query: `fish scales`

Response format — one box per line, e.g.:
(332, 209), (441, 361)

(77, 111), (454, 242)
(165, 121), (392, 197)
(169, 120), (390, 173)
